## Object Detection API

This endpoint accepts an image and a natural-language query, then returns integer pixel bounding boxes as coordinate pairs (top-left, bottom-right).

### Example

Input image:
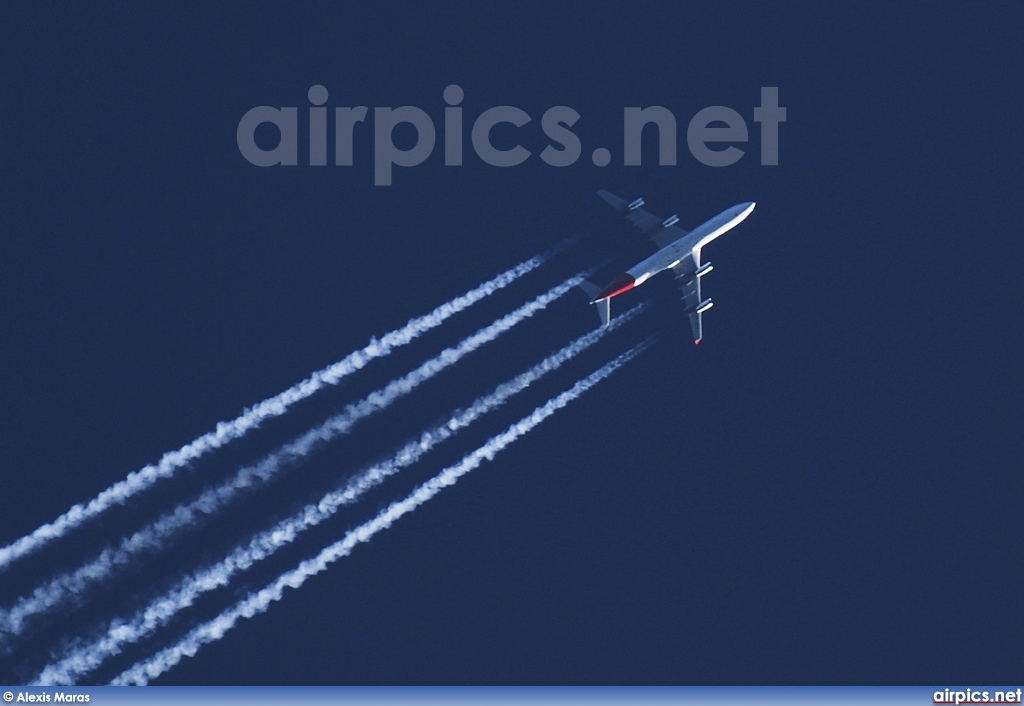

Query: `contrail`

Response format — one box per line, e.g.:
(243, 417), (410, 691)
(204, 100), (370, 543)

(110, 340), (653, 686)
(35, 305), (648, 686)
(0, 252), (554, 573)
(0, 273), (584, 644)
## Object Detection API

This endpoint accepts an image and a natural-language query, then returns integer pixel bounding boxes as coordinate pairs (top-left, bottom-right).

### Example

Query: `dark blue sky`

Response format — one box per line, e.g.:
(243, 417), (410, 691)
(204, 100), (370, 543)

(1, 3), (1021, 686)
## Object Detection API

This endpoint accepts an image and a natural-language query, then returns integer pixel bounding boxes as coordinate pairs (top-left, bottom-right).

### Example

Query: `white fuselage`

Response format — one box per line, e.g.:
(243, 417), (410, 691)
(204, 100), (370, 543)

(627, 202), (755, 285)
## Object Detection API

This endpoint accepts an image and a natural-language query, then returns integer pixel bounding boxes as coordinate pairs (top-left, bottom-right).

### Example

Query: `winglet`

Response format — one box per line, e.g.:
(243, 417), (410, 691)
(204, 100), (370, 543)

(688, 310), (703, 344)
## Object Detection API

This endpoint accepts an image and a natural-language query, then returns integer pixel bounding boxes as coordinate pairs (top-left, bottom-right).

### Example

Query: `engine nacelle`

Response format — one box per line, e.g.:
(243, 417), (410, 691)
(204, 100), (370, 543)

(692, 298), (714, 315)
(627, 197), (645, 211)
(662, 214), (680, 228)
(674, 262), (713, 283)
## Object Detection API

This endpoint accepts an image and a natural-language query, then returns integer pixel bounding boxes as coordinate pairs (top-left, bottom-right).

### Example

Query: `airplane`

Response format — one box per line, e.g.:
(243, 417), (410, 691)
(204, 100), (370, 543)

(582, 190), (755, 344)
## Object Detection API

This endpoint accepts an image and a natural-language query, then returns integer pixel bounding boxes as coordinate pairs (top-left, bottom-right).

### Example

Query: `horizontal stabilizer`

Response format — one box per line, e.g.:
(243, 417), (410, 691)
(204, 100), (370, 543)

(578, 280), (601, 301)
(596, 298), (610, 327)
(578, 280), (611, 327)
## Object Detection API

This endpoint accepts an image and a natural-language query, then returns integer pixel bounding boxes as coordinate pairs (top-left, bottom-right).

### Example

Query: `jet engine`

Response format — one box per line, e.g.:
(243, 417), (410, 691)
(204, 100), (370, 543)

(692, 298), (714, 314)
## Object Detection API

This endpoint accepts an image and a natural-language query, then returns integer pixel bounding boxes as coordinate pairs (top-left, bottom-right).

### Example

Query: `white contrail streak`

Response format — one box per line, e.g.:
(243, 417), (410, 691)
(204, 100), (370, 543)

(110, 340), (653, 686)
(1, 273), (584, 644)
(35, 305), (648, 685)
(0, 253), (554, 573)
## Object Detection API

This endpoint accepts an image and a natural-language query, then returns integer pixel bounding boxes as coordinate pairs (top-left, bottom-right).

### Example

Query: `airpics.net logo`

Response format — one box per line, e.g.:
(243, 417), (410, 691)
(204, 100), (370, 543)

(934, 688), (1023, 705)
(236, 85), (786, 185)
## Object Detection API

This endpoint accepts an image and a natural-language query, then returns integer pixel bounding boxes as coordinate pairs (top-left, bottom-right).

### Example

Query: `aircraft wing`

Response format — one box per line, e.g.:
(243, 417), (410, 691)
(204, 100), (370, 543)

(671, 255), (706, 344)
(597, 189), (689, 250)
